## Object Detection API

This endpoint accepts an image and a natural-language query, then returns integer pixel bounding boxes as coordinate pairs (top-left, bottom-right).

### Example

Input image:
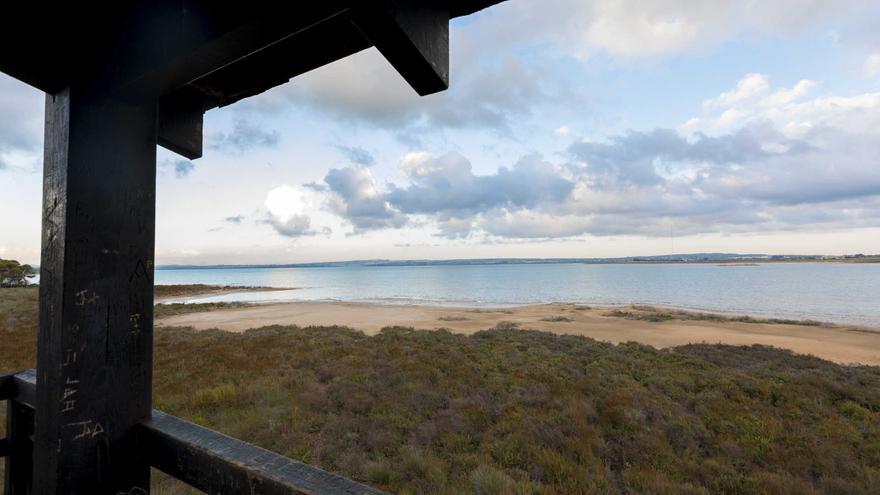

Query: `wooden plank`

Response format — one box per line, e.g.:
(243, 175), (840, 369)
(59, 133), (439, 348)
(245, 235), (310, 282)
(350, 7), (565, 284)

(34, 86), (157, 494)
(4, 397), (34, 494)
(448, 0), (506, 17)
(8, 373), (385, 494)
(181, 10), (372, 110)
(353, 0), (450, 96)
(1, 1), (506, 97)
(12, 369), (36, 409)
(139, 410), (387, 495)
(3, 370), (35, 492)
(0, 372), (14, 401)
(155, 7), (373, 146)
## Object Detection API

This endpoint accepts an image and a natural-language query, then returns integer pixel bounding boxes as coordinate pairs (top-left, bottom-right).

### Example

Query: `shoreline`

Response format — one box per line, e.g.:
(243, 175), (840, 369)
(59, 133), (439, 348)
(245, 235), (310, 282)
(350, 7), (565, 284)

(156, 300), (880, 366)
(159, 289), (880, 330)
(154, 284), (294, 302)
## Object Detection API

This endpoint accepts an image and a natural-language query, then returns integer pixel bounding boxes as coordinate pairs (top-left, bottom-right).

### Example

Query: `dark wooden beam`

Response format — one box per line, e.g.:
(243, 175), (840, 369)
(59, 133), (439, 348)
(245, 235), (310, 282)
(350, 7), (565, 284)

(4, 370), (36, 494)
(139, 410), (387, 495)
(353, 0), (450, 96)
(4, 401), (34, 494)
(1, 369), (35, 493)
(34, 86), (157, 494)
(1, 1), (503, 96)
(0, 372), (14, 401)
(7, 371), (388, 495)
(180, 10), (372, 110)
(1, 369), (36, 406)
(158, 89), (207, 160)
(12, 369), (36, 409)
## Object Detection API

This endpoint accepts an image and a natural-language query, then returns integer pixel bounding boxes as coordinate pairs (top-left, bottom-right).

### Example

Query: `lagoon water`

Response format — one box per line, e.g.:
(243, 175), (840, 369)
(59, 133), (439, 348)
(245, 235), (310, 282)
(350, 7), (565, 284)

(155, 262), (880, 327)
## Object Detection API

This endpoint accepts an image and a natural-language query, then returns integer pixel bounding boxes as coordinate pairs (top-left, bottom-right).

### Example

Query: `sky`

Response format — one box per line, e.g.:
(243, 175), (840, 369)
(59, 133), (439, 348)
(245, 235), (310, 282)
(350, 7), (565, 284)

(2, 0), (880, 265)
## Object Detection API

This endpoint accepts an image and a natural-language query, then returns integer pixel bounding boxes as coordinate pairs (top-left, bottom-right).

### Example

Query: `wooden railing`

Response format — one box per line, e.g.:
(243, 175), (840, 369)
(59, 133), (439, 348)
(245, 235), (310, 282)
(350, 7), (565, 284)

(1, 370), (385, 495)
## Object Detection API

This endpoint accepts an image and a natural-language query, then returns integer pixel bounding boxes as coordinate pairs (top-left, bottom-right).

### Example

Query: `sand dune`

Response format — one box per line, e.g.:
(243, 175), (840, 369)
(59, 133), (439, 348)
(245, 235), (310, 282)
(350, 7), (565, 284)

(155, 301), (880, 366)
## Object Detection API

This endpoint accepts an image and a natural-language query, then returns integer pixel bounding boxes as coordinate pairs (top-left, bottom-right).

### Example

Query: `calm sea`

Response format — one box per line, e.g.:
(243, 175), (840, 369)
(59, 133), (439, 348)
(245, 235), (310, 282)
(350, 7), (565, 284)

(155, 263), (880, 328)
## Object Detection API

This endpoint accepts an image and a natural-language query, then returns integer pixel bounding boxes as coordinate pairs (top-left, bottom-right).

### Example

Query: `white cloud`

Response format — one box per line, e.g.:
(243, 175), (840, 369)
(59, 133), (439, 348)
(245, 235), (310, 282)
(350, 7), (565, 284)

(299, 70), (880, 241)
(760, 79), (816, 107)
(554, 125), (571, 137)
(864, 53), (880, 77)
(687, 74), (874, 137)
(704, 73), (769, 109)
(481, 0), (860, 59)
(264, 185), (333, 237)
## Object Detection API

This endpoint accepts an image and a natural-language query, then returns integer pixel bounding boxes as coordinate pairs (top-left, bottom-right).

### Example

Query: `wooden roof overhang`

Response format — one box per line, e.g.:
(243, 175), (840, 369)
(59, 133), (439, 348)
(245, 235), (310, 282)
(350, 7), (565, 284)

(1, 0), (504, 159)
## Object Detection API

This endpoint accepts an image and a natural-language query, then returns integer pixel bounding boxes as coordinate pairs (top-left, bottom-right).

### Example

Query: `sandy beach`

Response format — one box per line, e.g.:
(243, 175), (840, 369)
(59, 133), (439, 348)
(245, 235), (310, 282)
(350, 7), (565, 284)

(156, 300), (880, 366)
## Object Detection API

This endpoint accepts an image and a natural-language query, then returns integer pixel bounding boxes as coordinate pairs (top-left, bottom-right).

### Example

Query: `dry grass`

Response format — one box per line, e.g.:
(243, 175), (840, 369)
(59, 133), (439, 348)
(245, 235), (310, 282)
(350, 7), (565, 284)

(2, 287), (880, 494)
(154, 302), (253, 318)
(438, 315), (471, 322)
(153, 284), (282, 298)
(605, 305), (828, 326)
(539, 316), (574, 322)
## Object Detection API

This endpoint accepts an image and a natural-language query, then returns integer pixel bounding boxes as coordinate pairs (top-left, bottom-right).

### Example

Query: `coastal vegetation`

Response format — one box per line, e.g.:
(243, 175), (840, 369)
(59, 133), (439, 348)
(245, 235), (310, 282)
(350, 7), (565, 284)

(605, 305), (829, 327)
(154, 301), (253, 318)
(2, 286), (879, 494)
(0, 258), (33, 288)
(154, 284), (283, 298)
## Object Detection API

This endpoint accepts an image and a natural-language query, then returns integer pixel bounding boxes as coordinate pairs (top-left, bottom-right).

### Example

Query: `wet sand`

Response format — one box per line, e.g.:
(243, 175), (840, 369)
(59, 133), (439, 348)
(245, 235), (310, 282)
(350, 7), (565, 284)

(155, 301), (880, 366)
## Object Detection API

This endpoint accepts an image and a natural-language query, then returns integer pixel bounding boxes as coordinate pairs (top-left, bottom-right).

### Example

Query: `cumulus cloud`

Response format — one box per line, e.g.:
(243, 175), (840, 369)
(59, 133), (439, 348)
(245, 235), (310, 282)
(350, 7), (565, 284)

(263, 185), (332, 238)
(568, 125), (812, 187)
(298, 73), (880, 240)
(324, 166), (406, 231)
(334, 144), (375, 166)
(703, 73), (770, 109)
(255, 50), (546, 134)
(387, 152), (574, 216)
(208, 119), (280, 153)
(680, 74), (871, 137)
(227, 1), (864, 139)
(489, 0), (859, 58)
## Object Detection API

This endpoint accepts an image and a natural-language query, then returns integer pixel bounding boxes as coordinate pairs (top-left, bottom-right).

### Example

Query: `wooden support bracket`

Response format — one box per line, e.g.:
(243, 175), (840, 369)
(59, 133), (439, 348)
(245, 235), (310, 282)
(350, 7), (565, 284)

(353, 0), (450, 96)
(158, 88), (206, 160)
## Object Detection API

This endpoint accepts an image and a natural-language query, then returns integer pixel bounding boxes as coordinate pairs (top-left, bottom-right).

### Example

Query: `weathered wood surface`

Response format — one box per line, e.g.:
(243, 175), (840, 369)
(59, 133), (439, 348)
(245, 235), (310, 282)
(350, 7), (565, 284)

(8, 371), (385, 495)
(35, 87), (157, 494)
(0, 372), (15, 401)
(353, 1), (450, 96)
(0, 1), (498, 94)
(4, 370), (36, 494)
(4, 400), (34, 494)
(140, 411), (387, 495)
(1, 1), (504, 160)
(3, 369), (35, 405)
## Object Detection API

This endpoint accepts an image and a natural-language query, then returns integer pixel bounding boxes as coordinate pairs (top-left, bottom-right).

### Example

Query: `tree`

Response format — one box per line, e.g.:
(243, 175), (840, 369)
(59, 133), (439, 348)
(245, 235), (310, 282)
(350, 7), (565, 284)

(0, 258), (34, 287)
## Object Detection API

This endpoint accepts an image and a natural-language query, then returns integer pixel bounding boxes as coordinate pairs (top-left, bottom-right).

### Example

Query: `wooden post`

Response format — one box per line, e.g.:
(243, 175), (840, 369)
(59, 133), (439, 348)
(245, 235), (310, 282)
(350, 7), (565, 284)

(4, 400), (34, 494)
(34, 85), (157, 494)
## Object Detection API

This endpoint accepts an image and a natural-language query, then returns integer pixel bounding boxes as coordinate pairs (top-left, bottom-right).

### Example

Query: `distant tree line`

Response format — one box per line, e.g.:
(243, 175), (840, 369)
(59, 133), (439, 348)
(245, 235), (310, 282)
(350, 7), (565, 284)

(0, 259), (34, 287)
